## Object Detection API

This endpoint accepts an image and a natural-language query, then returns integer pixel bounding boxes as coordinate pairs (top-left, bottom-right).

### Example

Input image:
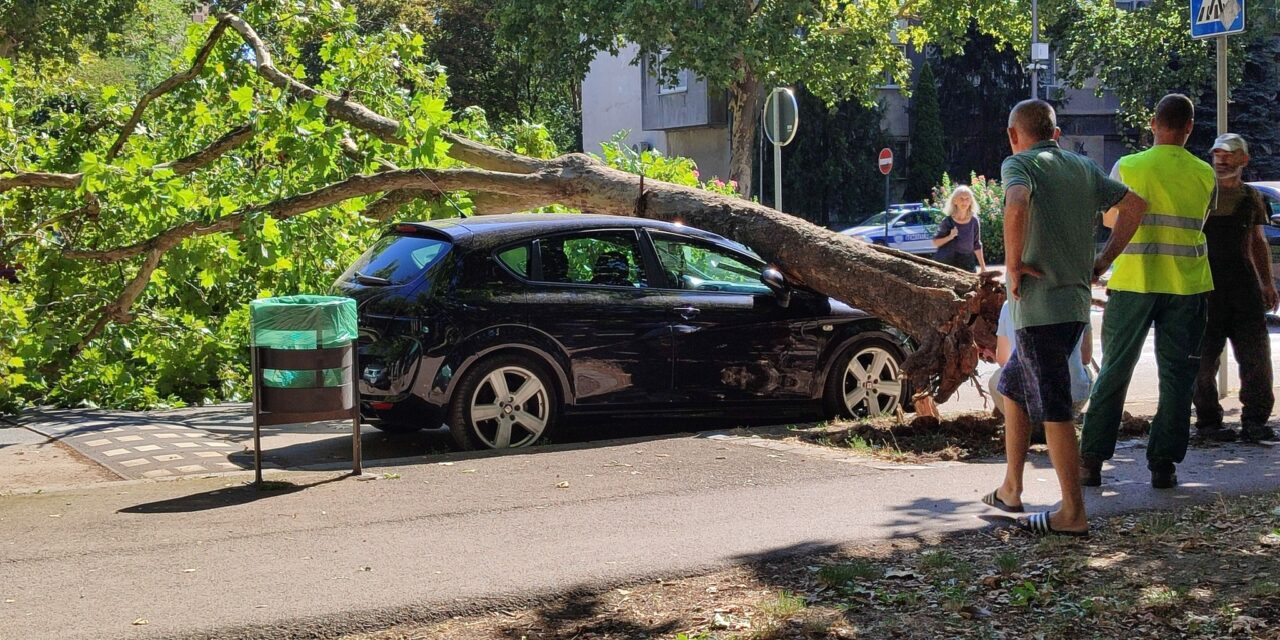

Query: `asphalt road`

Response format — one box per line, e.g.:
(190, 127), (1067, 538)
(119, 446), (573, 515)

(2, 429), (1277, 640)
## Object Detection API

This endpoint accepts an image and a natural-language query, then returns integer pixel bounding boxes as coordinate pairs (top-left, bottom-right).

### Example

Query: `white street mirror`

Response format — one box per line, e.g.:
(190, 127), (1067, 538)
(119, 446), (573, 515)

(762, 88), (799, 147)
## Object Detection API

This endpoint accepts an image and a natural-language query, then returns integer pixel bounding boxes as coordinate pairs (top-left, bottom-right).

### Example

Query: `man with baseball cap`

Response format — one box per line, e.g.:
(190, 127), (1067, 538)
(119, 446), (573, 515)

(1193, 133), (1278, 443)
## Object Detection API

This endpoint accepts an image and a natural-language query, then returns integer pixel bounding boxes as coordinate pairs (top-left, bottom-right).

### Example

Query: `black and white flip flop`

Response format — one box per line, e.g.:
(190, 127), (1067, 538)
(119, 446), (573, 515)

(981, 489), (1024, 514)
(1017, 512), (1089, 538)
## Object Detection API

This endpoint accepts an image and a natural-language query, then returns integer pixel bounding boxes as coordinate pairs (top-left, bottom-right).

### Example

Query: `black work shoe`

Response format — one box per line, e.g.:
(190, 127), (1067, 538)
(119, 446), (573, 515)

(1241, 423), (1277, 443)
(1197, 425), (1239, 442)
(1151, 467), (1178, 489)
(1080, 457), (1102, 487)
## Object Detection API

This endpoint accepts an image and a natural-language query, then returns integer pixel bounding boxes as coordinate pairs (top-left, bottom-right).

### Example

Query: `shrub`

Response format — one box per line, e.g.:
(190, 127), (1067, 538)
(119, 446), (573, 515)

(930, 172), (1006, 263)
(595, 131), (742, 197)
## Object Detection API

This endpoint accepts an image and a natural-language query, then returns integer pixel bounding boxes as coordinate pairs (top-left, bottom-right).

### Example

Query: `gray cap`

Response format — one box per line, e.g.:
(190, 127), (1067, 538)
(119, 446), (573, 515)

(1211, 133), (1249, 155)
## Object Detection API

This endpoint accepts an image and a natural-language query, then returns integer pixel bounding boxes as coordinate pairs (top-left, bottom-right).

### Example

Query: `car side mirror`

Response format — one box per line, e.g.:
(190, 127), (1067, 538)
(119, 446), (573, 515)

(761, 267), (791, 308)
(892, 220), (907, 228)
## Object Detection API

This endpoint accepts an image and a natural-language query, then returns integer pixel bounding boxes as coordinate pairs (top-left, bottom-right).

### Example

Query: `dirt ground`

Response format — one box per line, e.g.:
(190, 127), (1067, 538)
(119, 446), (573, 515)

(343, 491), (1280, 640)
(0, 434), (119, 493)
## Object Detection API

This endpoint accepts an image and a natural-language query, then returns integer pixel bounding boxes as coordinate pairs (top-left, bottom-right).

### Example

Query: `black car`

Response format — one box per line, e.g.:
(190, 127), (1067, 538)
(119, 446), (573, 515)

(335, 214), (912, 450)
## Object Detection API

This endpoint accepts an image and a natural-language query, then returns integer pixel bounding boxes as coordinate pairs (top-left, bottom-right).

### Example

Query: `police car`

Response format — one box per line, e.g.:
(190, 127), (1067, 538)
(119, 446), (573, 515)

(840, 204), (944, 255)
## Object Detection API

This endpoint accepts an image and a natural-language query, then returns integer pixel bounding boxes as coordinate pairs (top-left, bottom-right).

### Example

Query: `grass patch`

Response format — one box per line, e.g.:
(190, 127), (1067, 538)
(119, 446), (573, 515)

(800, 412), (1008, 463)
(1138, 511), (1178, 538)
(818, 560), (880, 586)
(994, 550), (1020, 576)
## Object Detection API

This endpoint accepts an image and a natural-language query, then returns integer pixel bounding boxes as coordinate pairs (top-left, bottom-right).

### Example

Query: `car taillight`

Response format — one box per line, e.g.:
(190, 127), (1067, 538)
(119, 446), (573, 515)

(370, 402), (394, 410)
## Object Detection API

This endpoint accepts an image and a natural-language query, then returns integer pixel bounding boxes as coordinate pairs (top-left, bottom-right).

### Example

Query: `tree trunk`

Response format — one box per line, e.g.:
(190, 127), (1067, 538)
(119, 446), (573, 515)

(494, 154), (1002, 402)
(727, 71), (760, 197)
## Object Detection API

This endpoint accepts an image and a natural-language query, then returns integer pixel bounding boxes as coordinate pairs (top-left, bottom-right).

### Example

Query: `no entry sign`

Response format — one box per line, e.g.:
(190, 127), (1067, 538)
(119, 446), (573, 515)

(878, 148), (893, 175)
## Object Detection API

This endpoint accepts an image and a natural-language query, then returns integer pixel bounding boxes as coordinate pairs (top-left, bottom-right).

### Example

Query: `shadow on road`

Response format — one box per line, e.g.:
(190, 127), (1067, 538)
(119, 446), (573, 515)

(117, 474), (348, 513)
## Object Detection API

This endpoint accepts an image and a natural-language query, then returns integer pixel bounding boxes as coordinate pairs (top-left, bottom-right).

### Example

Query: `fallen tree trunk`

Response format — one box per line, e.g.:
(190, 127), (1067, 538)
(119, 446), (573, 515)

(2, 11), (1003, 403)
(455, 153), (1005, 402)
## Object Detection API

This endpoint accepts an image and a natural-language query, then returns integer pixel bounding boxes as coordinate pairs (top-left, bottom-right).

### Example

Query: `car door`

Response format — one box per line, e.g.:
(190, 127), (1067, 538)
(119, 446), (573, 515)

(524, 229), (676, 406)
(896, 211), (935, 254)
(647, 231), (825, 404)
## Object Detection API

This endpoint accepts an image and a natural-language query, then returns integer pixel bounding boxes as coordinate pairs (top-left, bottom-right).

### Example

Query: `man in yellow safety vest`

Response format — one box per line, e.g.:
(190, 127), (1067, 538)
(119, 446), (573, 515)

(1080, 94), (1216, 490)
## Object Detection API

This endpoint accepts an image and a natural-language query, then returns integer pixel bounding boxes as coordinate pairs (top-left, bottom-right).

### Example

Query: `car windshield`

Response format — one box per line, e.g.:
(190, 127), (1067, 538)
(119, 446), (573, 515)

(340, 233), (451, 286)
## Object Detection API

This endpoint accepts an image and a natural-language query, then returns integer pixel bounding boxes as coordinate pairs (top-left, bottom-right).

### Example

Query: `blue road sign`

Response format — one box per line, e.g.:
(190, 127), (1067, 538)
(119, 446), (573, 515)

(1191, 0), (1245, 39)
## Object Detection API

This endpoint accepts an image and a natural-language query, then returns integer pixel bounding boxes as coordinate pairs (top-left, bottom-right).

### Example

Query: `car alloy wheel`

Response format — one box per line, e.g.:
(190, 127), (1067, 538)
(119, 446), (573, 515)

(840, 345), (903, 416)
(466, 364), (551, 449)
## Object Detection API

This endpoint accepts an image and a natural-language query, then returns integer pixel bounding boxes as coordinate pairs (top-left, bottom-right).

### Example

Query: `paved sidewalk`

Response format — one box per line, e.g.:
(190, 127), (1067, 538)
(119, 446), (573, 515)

(23, 413), (243, 479)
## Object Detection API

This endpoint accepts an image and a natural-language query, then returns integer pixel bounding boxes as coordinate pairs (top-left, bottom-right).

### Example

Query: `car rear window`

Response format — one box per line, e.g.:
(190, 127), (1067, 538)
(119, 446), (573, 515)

(496, 244), (530, 278)
(342, 233), (451, 286)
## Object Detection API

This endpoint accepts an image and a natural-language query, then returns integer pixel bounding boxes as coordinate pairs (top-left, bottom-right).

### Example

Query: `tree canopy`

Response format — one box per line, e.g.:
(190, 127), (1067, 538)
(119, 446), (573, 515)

(493, 0), (1032, 195)
(0, 0), (999, 413)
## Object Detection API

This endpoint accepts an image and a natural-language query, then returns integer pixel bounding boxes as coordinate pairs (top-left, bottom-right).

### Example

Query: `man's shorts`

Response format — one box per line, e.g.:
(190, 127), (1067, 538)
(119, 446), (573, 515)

(996, 321), (1087, 424)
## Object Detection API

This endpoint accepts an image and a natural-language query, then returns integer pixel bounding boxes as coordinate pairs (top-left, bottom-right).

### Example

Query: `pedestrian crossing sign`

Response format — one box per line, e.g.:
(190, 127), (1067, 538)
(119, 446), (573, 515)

(1191, 0), (1245, 39)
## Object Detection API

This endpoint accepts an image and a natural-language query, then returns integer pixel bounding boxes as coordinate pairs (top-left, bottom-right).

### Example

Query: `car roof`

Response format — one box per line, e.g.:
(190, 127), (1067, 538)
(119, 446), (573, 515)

(397, 213), (758, 256)
(1248, 182), (1280, 199)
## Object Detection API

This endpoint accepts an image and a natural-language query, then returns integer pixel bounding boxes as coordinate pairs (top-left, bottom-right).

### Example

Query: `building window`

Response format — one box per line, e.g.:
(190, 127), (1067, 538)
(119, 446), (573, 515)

(655, 51), (688, 95)
(1114, 0), (1151, 10)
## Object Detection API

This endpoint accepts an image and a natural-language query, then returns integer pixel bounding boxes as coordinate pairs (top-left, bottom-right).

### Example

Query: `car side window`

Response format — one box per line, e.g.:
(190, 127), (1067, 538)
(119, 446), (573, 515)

(496, 243), (530, 278)
(536, 232), (648, 287)
(651, 234), (770, 294)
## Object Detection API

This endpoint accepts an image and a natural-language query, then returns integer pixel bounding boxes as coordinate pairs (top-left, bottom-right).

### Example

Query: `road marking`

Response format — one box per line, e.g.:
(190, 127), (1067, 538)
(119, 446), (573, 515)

(134, 445), (162, 452)
(119, 459), (151, 468)
(102, 448), (130, 457)
(84, 439), (111, 447)
(154, 454), (182, 462)
(115, 435), (144, 442)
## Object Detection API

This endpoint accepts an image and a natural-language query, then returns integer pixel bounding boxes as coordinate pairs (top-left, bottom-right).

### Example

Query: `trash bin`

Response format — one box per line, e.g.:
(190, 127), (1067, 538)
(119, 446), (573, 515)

(249, 295), (362, 482)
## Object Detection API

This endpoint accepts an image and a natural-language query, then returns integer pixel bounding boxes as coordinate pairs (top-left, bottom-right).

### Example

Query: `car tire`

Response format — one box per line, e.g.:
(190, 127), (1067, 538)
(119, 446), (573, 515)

(447, 352), (559, 450)
(823, 335), (910, 419)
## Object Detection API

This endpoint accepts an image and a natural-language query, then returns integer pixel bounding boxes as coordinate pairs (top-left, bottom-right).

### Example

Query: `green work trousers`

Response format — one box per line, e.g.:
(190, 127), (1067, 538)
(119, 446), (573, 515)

(1081, 291), (1206, 470)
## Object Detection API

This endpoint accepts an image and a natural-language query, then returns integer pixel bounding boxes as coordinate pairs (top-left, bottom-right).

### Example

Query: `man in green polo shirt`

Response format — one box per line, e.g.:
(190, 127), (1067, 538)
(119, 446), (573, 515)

(1081, 94), (1216, 490)
(982, 99), (1146, 537)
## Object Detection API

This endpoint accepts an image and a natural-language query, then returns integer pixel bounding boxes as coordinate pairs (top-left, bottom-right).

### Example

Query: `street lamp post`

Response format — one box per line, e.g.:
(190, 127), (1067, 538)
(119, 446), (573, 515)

(1031, 0), (1039, 99)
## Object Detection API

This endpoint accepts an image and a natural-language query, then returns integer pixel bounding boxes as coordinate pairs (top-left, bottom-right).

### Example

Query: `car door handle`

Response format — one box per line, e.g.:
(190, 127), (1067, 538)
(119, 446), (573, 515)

(673, 305), (700, 319)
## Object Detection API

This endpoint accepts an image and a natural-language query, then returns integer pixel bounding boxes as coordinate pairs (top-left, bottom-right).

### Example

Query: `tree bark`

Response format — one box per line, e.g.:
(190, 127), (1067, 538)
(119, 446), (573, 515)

(727, 71), (760, 197)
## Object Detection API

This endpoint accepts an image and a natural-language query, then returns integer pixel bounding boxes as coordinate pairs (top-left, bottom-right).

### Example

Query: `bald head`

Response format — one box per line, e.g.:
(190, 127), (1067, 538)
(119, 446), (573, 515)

(1008, 99), (1057, 142)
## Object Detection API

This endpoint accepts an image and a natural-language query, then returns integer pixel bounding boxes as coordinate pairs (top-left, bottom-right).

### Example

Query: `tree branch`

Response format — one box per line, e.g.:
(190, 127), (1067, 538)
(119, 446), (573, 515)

(221, 13), (404, 145)
(470, 192), (555, 214)
(440, 132), (546, 174)
(63, 167), (554, 261)
(364, 188), (438, 221)
(105, 19), (230, 162)
(66, 247), (167, 361)
(154, 124), (255, 176)
(221, 13), (545, 173)
(0, 172), (83, 194)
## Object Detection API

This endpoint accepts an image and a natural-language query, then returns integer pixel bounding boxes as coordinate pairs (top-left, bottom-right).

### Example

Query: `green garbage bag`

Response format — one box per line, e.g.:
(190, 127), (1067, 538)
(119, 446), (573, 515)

(249, 295), (357, 389)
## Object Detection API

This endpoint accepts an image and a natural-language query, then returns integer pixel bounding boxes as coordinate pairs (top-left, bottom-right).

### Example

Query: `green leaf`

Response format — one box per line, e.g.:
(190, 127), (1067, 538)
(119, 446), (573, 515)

(229, 86), (254, 114)
(261, 216), (280, 242)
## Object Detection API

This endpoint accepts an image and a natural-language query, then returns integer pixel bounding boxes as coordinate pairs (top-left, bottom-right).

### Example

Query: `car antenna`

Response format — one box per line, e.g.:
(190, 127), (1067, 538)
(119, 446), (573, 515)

(413, 168), (470, 218)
